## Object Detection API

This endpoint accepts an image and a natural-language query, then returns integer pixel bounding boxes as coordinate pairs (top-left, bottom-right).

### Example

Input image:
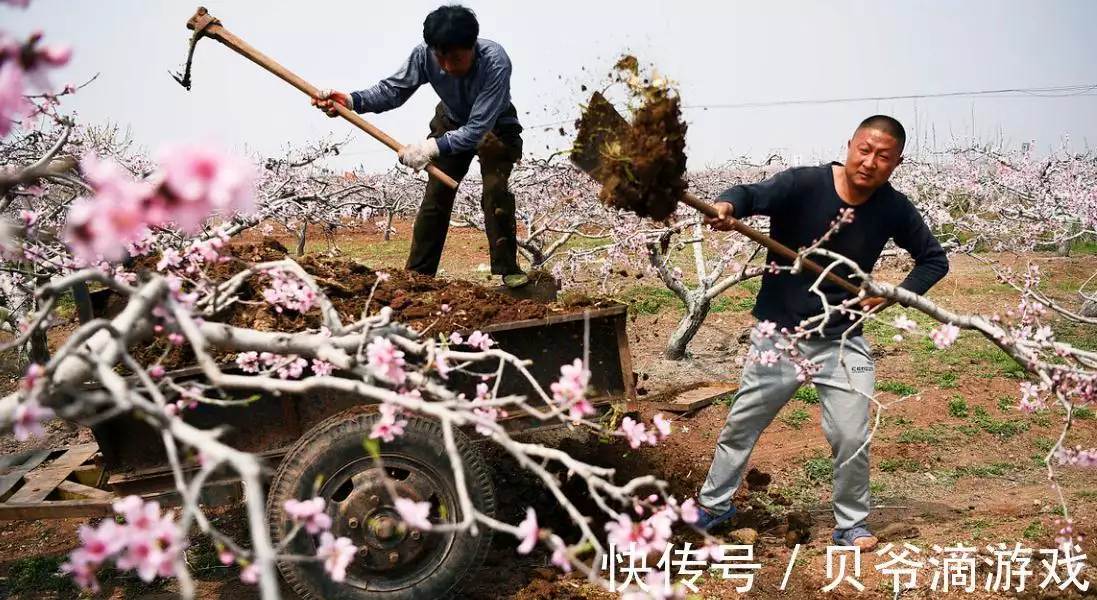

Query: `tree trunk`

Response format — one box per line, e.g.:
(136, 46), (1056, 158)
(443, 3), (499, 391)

(1082, 298), (1097, 318)
(27, 280), (50, 366)
(385, 210), (394, 242)
(664, 297), (711, 360)
(520, 242), (545, 271)
(28, 324), (49, 366)
(0, 271), (27, 332)
(1057, 238), (1072, 257)
(72, 281), (93, 324)
(296, 221), (307, 256)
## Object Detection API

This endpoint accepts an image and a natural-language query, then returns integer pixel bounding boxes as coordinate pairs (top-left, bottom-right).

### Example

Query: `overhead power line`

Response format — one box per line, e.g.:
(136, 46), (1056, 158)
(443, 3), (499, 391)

(524, 83), (1097, 130)
(680, 83), (1097, 110)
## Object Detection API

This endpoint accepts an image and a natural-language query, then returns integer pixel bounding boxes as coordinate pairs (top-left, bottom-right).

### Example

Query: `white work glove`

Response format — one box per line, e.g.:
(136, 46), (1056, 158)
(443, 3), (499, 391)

(398, 138), (440, 171)
(312, 89), (352, 117)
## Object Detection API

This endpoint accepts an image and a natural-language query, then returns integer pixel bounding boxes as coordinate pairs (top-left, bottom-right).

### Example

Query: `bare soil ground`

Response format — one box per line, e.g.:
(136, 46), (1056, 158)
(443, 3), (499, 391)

(1, 222), (1096, 599)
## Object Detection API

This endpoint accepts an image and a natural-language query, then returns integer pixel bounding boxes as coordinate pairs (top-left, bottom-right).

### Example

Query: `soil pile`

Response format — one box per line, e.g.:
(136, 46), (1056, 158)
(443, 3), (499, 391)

(572, 56), (689, 222)
(120, 240), (610, 370)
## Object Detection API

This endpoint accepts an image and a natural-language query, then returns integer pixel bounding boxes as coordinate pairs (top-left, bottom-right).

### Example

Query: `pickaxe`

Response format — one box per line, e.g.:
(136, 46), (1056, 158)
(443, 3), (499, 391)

(177, 6), (458, 190)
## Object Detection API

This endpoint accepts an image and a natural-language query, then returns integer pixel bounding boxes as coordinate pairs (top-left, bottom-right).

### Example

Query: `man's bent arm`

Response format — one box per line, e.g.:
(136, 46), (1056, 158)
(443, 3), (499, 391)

(891, 199), (950, 296)
(350, 47), (428, 114)
(436, 58), (512, 155)
(715, 168), (800, 219)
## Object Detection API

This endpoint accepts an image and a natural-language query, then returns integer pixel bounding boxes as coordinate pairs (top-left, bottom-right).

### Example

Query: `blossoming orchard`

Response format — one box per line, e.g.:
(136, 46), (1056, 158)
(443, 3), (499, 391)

(0, 2), (1095, 599)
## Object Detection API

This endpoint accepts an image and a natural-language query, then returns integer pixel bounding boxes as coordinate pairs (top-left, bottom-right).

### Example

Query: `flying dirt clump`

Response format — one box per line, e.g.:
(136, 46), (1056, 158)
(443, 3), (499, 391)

(572, 55), (689, 222)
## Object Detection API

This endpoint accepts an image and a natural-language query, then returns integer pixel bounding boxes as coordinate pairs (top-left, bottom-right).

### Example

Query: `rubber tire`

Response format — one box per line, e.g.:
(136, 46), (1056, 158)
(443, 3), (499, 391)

(266, 408), (496, 600)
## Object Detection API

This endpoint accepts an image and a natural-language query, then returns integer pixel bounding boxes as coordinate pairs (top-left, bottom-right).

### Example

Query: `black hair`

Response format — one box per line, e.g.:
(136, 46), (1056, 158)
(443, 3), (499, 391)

(423, 5), (479, 53)
(856, 115), (906, 151)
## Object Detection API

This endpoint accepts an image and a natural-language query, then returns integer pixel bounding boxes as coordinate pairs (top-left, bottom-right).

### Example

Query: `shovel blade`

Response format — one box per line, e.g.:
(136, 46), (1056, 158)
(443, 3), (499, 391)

(570, 91), (630, 178)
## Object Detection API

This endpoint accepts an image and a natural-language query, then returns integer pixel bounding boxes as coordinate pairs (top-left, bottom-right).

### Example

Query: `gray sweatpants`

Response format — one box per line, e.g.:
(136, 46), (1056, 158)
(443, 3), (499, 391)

(699, 328), (875, 530)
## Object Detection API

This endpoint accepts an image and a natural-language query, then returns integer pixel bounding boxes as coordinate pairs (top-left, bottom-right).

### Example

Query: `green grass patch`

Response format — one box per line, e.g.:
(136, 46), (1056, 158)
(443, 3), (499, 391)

(803, 457), (833, 483)
(1056, 320), (1097, 352)
(712, 393), (735, 407)
(54, 289), (76, 321)
(710, 295), (754, 313)
(793, 386), (819, 404)
(1031, 412), (1053, 427)
(558, 233), (613, 252)
(1072, 406), (1095, 421)
(898, 426), (948, 445)
(315, 237), (412, 262)
(955, 424), (981, 437)
(939, 372), (959, 389)
(972, 406), (1031, 439)
(1070, 238), (1097, 255)
(5, 555), (70, 595)
(998, 396), (1015, 412)
(780, 407), (811, 430)
(962, 518), (990, 530)
(1031, 437), (1057, 467)
(1074, 490), (1097, 500)
(879, 458), (920, 473)
(862, 308), (939, 347)
(948, 396), (969, 418)
(961, 518), (993, 539)
(1023, 520), (1045, 539)
(939, 461), (1019, 482)
(740, 279), (761, 294)
(878, 381), (918, 396)
(621, 286), (683, 315)
(882, 416), (914, 427)
(958, 342), (1028, 378)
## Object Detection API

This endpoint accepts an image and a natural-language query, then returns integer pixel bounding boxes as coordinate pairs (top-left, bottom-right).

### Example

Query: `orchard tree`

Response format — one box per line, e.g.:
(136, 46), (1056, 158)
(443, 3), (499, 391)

(892, 138), (1097, 256)
(351, 166), (424, 241)
(246, 135), (376, 256)
(447, 156), (619, 272)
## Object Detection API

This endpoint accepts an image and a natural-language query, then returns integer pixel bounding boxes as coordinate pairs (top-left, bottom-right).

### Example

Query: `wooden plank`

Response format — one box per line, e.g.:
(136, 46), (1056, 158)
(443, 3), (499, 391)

(653, 385), (737, 413)
(7, 443), (100, 504)
(0, 479), (246, 520)
(615, 315), (637, 410)
(0, 449), (54, 502)
(107, 447), (287, 486)
(56, 480), (113, 501)
(472, 304), (627, 335)
(0, 449), (49, 471)
(0, 499), (114, 520)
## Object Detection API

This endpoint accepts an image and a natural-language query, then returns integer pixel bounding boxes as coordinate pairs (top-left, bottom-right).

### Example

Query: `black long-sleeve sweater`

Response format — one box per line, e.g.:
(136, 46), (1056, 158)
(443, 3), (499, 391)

(717, 162), (949, 339)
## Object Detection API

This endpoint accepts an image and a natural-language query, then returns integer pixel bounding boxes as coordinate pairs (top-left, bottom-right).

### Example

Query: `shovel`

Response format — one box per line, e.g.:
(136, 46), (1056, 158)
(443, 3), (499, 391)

(571, 92), (862, 296)
(181, 6), (459, 190)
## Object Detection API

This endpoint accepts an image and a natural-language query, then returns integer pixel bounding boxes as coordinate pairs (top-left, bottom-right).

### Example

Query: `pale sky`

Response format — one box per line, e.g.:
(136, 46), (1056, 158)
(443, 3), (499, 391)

(6, 0), (1097, 174)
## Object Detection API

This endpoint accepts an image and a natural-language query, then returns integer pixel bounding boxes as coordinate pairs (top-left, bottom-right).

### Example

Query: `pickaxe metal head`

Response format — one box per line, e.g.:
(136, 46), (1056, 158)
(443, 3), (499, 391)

(171, 6), (222, 90)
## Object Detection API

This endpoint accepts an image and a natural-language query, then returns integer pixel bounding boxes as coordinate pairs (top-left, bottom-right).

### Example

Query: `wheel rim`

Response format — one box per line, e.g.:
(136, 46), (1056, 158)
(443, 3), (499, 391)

(311, 452), (461, 593)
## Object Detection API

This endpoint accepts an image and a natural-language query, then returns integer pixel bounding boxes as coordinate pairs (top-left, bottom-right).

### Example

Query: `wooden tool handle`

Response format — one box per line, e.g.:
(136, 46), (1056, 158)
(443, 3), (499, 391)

(186, 8), (458, 189)
(682, 192), (863, 296)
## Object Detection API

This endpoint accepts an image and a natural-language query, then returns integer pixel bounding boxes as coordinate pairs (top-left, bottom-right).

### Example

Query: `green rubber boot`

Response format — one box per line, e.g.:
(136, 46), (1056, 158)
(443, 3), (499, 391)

(503, 273), (530, 289)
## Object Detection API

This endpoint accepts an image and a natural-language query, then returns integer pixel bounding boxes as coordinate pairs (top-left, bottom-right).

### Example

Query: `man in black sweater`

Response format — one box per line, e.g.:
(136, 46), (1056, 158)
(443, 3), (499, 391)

(692, 116), (949, 551)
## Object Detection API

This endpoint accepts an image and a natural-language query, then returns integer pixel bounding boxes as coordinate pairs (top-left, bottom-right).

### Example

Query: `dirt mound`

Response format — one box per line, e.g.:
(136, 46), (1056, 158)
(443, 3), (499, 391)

(572, 56), (689, 222)
(121, 240), (610, 370)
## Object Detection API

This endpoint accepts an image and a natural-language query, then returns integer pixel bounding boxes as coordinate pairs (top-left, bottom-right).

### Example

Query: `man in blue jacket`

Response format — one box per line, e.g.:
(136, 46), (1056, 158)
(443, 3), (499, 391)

(693, 116), (949, 551)
(314, 5), (529, 288)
